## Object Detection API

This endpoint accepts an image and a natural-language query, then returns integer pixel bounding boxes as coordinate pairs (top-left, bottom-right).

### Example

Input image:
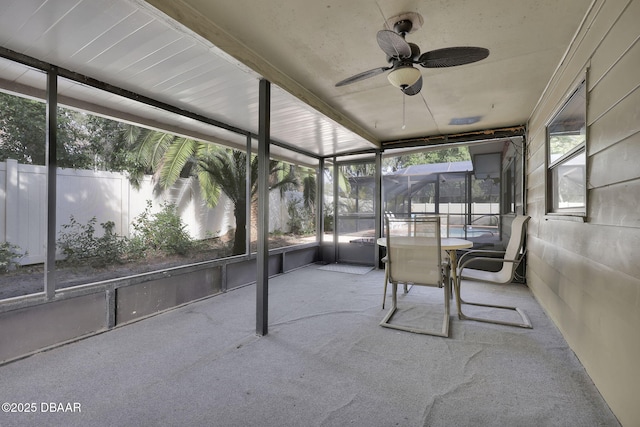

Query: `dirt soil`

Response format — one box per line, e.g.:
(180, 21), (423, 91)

(0, 234), (312, 300)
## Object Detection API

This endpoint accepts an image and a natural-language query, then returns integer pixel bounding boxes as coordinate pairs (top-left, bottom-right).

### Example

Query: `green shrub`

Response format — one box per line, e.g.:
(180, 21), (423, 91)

(123, 235), (147, 261)
(0, 241), (26, 273)
(57, 216), (127, 267)
(287, 196), (315, 235)
(56, 201), (194, 269)
(130, 201), (193, 255)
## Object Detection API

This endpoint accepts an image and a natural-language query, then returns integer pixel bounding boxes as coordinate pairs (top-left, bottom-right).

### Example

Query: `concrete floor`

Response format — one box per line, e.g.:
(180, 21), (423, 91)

(0, 265), (620, 426)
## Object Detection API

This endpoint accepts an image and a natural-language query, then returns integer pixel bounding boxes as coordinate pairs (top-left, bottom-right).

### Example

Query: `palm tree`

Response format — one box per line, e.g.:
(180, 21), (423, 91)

(124, 127), (220, 206)
(198, 150), (298, 254)
(128, 127), (300, 255)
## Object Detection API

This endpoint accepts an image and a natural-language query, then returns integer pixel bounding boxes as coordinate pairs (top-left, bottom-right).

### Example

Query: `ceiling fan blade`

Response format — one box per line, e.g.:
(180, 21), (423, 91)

(335, 66), (391, 87)
(377, 30), (411, 59)
(401, 75), (422, 96)
(418, 46), (489, 68)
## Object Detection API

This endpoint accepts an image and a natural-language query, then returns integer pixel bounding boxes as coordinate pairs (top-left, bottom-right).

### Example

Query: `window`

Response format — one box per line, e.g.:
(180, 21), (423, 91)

(502, 159), (516, 214)
(546, 79), (587, 215)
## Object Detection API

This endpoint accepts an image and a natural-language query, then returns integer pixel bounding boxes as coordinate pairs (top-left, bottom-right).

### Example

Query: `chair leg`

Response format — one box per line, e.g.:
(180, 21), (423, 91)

(380, 282), (450, 337)
(380, 282), (398, 323)
(383, 263), (410, 309)
(443, 278), (451, 336)
(454, 278), (532, 329)
(382, 264), (389, 309)
(446, 266), (453, 300)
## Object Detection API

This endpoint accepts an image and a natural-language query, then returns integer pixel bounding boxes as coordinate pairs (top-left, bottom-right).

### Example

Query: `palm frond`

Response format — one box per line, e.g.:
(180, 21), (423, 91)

(121, 124), (140, 146)
(149, 132), (175, 171)
(337, 169), (351, 195)
(197, 167), (221, 208)
(199, 149), (246, 204)
(132, 130), (174, 171)
(269, 164), (299, 197)
(158, 137), (197, 189)
(302, 174), (317, 211)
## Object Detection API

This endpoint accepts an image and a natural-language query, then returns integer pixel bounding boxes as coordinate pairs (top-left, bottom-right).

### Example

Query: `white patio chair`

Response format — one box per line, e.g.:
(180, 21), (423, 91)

(381, 215), (450, 336)
(455, 215), (532, 328)
(381, 213), (451, 308)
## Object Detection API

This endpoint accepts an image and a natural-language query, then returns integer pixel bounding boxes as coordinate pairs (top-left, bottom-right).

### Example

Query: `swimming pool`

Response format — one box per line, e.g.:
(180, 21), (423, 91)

(448, 227), (496, 238)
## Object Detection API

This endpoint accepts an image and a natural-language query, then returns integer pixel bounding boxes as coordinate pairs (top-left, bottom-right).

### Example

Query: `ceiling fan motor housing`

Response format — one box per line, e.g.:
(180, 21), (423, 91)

(393, 19), (414, 36)
(385, 11), (424, 35)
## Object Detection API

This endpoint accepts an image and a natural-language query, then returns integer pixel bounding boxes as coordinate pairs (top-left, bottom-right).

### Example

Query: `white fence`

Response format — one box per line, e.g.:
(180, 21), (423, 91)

(0, 160), (289, 265)
(410, 203), (500, 224)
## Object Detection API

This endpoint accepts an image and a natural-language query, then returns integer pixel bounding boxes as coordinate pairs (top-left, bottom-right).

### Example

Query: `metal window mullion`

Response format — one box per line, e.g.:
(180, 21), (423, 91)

(44, 66), (58, 299)
(548, 143), (585, 169)
(466, 172), (472, 229)
(317, 158), (324, 243)
(435, 174), (441, 215)
(245, 133), (252, 257)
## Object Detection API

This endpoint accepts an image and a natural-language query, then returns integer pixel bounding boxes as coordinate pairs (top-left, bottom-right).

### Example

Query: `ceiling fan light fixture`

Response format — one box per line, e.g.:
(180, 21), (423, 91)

(387, 66), (421, 89)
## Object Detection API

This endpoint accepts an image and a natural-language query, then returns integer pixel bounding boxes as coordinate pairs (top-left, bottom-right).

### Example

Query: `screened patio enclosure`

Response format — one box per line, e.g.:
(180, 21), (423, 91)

(0, 44), (523, 364)
(2, 1), (638, 424)
(323, 139), (517, 266)
(0, 0), (525, 364)
(382, 161), (501, 244)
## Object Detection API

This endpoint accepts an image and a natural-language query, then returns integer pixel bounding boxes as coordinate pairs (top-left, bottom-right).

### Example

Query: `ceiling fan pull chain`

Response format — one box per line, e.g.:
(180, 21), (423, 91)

(402, 93), (406, 130)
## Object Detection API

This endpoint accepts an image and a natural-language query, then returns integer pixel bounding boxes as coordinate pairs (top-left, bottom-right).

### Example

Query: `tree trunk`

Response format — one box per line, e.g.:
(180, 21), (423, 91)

(232, 200), (247, 255)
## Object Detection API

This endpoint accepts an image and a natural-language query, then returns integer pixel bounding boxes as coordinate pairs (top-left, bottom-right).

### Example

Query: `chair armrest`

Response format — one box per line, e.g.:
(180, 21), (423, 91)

(458, 256), (520, 273)
(458, 249), (505, 266)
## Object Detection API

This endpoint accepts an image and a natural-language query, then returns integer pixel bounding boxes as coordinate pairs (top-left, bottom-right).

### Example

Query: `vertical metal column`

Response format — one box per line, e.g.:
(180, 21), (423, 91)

(435, 174), (441, 215)
(374, 151), (382, 268)
(245, 133), (252, 256)
(317, 157), (324, 243)
(466, 171), (472, 228)
(407, 176), (413, 215)
(520, 136), (527, 216)
(44, 66), (58, 299)
(332, 157), (338, 262)
(256, 79), (270, 336)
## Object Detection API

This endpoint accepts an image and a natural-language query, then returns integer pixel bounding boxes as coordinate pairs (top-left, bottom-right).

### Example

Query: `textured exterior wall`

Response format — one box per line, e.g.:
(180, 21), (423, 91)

(526, 1), (640, 425)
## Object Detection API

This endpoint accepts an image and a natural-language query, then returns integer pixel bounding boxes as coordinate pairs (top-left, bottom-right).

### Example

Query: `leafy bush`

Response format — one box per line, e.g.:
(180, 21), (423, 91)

(286, 196), (315, 235)
(130, 201), (193, 255)
(57, 216), (127, 267)
(57, 201), (194, 269)
(323, 203), (334, 232)
(0, 241), (26, 273)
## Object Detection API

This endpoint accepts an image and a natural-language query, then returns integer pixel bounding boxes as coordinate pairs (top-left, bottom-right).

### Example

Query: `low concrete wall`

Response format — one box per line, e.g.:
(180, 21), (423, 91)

(0, 244), (320, 365)
(116, 267), (222, 324)
(0, 293), (106, 362)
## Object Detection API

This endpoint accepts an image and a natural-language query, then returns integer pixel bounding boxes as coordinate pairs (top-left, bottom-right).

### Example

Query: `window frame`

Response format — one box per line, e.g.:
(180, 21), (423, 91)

(546, 76), (587, 217)
(502, 157), (516, 215)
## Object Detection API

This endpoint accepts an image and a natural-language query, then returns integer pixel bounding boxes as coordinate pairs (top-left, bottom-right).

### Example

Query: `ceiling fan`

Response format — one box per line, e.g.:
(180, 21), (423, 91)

(335, 12), (489, 96)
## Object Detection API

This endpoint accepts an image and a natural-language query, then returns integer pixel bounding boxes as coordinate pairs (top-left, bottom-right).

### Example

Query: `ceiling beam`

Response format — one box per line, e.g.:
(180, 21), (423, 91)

(381, 125), (526, 150)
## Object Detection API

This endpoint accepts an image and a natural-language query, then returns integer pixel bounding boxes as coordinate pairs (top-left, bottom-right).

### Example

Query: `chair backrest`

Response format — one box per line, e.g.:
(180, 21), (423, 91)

(384, 212), (449, 238)
(440, 213), (450, 238)
(385, 216), (442, 286)
(496, 215), (531, 282)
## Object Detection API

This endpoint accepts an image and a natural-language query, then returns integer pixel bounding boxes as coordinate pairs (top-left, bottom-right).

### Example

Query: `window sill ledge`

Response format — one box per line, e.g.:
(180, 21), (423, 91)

(544, 213), (586, 222)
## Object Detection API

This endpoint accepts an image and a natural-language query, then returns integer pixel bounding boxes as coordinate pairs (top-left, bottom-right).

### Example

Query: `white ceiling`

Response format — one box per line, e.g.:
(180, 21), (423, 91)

(0, 0), (592, 160)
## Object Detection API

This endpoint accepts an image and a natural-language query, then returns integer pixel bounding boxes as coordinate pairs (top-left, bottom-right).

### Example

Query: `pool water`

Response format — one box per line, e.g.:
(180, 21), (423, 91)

(448, 227), (495, 238)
